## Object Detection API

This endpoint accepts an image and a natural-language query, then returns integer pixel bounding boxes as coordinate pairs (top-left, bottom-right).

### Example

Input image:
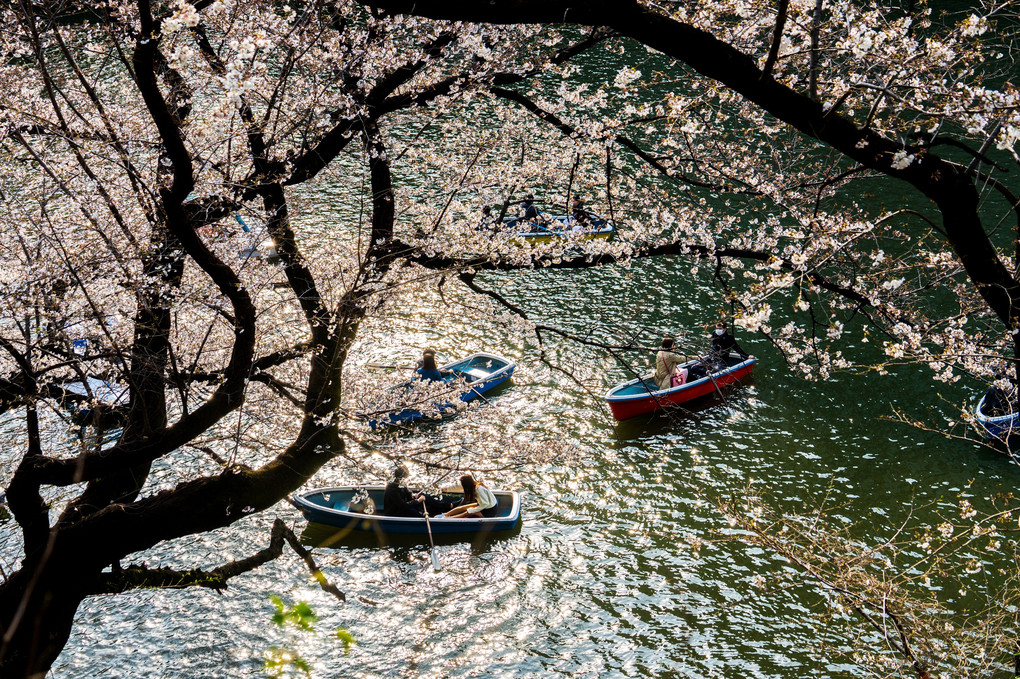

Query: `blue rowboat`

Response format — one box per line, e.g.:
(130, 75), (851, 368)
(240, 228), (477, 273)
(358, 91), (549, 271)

(366, 352), (515, 428)
(293, 486), (521, 535)
(62, 377), (129, 423)
(605, 354), (755, 421)
(975, 387), (1019, 440)
(503, 213), (614, 243)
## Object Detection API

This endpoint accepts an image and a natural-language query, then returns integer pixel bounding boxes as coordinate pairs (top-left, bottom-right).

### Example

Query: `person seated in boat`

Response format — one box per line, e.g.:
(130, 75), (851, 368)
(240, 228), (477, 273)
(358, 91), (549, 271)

(519, 194), (549, 229)
(443, 473), (498, 518)
(383, 463), (454, 517)
(476, 205), (500, 233)
(709, 321), (750, 368)
(985, 374), (1017, 416)
(416, 350), (451, 383)
(383, 464), (423, 517)
(520, 194), (540, 221)
(570, 194), (591, 228)
(655, 337), (685, 391)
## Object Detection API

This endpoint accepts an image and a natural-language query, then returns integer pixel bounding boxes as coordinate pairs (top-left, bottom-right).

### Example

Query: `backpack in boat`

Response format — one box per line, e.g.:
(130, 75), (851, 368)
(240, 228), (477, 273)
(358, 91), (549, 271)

(348, 495), (376, 514)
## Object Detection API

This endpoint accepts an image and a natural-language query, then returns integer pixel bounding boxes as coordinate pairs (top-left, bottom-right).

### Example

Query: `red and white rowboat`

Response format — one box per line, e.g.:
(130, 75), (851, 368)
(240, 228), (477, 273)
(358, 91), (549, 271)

(604, 354), (756, 421)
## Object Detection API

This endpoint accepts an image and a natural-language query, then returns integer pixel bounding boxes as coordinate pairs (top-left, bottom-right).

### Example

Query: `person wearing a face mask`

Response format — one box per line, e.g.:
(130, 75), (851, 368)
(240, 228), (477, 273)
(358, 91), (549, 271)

(710, 321), (750, 368)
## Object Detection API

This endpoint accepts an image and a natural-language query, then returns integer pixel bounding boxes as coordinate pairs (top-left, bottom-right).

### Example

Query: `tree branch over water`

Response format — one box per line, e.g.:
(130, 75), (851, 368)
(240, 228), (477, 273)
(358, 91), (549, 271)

(95, 519), (345, 603)
(356, 0), (1020, 333)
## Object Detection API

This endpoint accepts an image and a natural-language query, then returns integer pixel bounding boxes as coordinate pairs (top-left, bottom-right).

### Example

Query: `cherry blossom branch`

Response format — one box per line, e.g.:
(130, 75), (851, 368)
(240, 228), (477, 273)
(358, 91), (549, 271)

(401, 237), (883, 315)
(353, 0), (1020, 332)
(457, 272), (530, 320)
(926, 137), (1009, 174)
(366, 31), (458, 107)
(191, 24), (331, 335)
(489, 86), (753, 193)
(13, 4), (142, 247)
(375, 29), (610, 117)
(807, 0), (823, 101)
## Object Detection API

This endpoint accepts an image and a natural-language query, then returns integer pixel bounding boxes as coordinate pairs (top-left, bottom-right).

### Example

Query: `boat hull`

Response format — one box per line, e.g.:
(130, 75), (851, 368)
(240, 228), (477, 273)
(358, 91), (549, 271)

(293, 486), (521, 535)
(506, 214), (614, 243)
(517, 225), (613, 243)
(604, 355), (755, 421)
(975, 391), (1020, 439)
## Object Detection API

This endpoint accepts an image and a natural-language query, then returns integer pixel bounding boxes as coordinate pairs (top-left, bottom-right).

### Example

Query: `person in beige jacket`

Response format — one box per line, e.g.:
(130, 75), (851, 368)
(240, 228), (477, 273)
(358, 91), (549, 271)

(655, 337), (685, 390)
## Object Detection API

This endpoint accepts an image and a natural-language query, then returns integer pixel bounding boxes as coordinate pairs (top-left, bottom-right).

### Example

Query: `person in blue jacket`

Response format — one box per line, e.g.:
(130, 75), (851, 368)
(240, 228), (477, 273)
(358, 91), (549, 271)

(415, 349), (451, 382)
(520, 194), (541, 221)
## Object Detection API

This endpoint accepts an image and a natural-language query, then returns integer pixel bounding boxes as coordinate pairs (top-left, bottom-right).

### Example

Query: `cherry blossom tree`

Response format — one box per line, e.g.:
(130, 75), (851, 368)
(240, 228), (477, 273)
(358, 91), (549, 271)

(2, 0), (1020, 675)
(0, 1), (588, 675)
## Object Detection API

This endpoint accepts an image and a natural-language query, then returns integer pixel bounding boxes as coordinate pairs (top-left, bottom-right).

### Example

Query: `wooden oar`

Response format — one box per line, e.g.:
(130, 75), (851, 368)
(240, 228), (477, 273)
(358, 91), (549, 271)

(367, 353), (450, 371)
(468, 384), (493, 405)
(420, 500), (441, 571)
(704, 356), (730, 405)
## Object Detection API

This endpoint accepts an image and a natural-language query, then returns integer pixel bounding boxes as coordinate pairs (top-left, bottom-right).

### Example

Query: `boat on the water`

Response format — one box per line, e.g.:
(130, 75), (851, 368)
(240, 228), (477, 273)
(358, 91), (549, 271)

(504, 213), (614, 243)
(62, 377), (129, 422)
(365, 352), (515, 428)
(293, 486), (522, 535)
(975, 386), (1019, 440)
(604, 354), (756, 421)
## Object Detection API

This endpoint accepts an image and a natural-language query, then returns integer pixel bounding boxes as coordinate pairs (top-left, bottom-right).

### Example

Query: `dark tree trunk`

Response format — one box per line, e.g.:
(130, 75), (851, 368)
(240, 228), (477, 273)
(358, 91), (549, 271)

(0, 553), (100, 677)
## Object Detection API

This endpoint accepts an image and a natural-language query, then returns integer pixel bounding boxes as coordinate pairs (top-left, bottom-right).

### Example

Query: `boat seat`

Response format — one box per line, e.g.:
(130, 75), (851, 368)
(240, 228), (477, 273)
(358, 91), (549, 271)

(463, 367), (489, 382)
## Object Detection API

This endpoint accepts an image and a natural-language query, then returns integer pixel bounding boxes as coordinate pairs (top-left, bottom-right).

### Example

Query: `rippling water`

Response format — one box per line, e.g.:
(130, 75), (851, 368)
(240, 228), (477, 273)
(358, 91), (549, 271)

(42, 248), (1020, 678)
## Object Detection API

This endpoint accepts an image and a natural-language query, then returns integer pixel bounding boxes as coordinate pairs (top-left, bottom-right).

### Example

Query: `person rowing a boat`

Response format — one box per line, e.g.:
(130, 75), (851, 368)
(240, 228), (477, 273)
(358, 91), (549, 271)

(519, 193), (550, 230)
(443, 473), (498, 518)
(520, 194), (540, 221)
(416, 349), (451, 382)
(570, 194), (591, 229)
(383, 463), (454, 517)
(709, 321), (750, 369)
(655, 337), (686, 391)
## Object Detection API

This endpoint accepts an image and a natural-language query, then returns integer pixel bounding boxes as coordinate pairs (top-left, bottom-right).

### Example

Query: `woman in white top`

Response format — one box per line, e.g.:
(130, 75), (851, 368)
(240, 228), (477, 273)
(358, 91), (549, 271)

(444, 474), (498, 518)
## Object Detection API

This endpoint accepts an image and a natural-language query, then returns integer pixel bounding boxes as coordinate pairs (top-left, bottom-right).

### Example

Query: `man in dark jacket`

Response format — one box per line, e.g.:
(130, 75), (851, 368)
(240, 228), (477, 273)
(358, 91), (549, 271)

(383, 464), (453, 517)
(710, 321), (750, 368)
(520, 194), (540, 221)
